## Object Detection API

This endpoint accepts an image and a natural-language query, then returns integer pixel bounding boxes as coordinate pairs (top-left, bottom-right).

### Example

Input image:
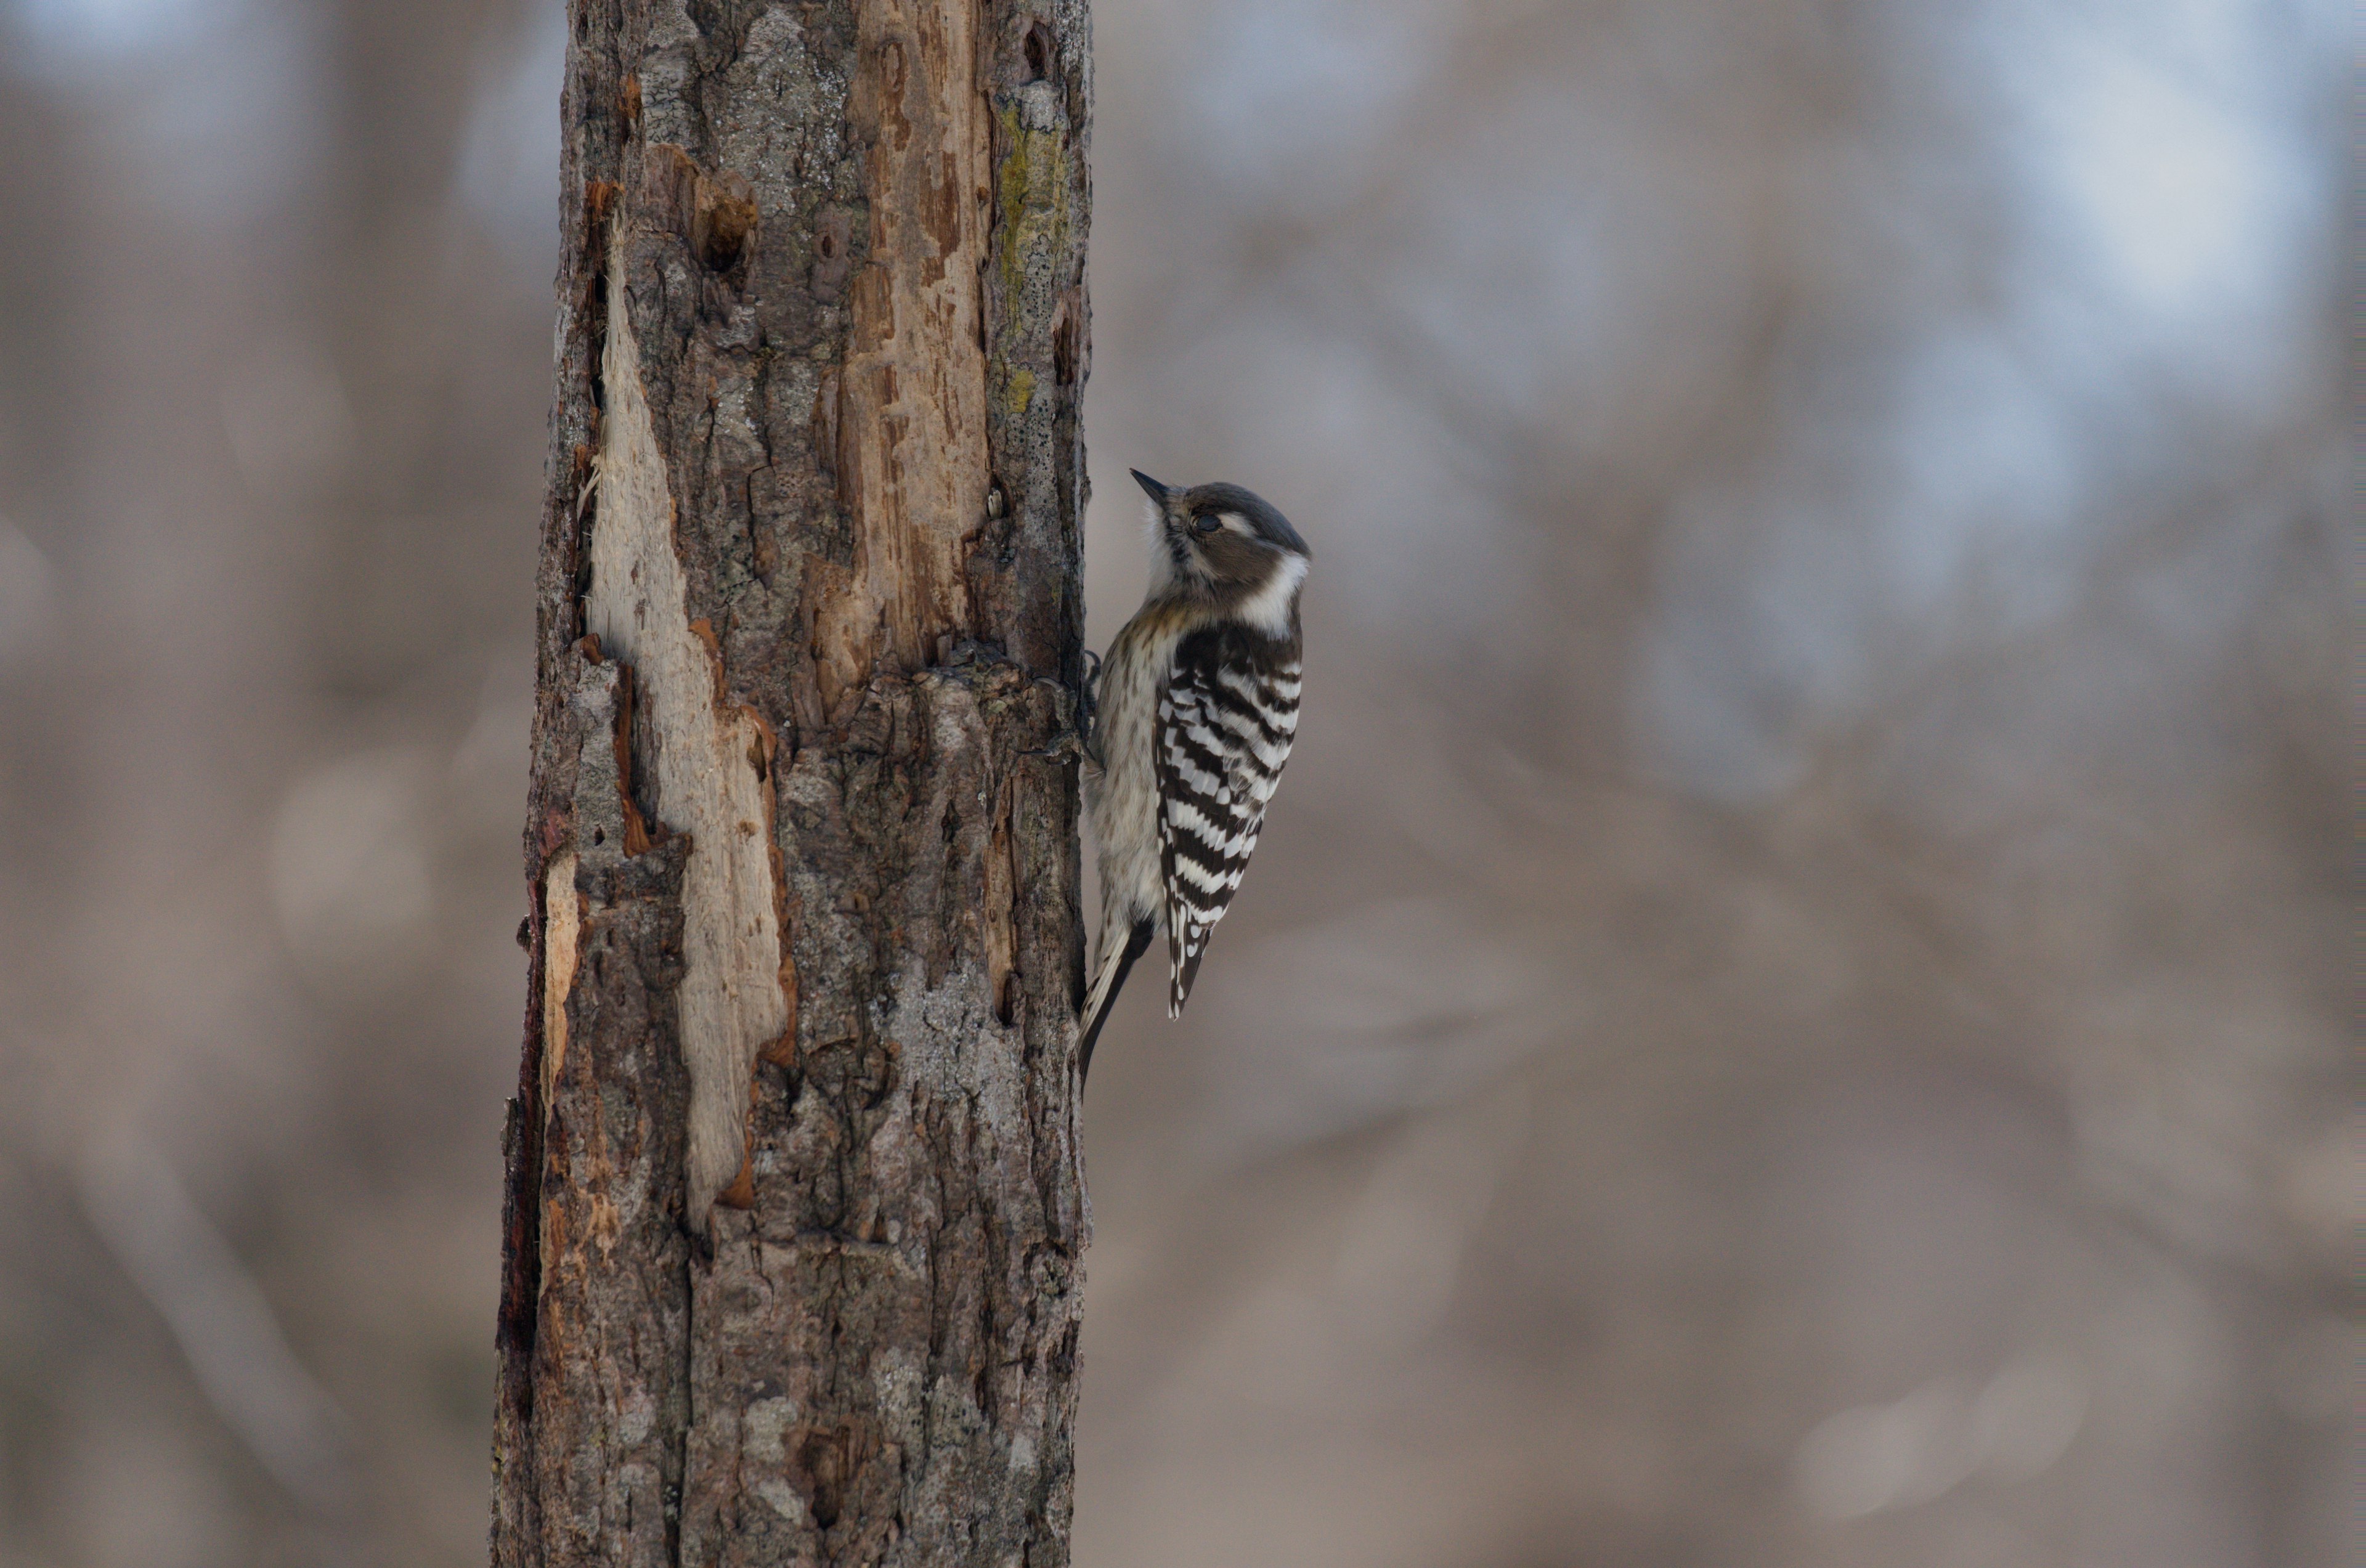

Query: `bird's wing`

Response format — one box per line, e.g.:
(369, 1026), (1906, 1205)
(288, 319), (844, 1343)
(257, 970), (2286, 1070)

(1155, 633), (1301, 1015)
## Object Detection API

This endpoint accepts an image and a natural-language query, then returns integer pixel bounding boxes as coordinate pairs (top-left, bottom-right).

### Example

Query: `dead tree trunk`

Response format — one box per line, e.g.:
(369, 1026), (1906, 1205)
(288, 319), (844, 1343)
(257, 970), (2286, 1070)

(492, 4), (1091, 1564)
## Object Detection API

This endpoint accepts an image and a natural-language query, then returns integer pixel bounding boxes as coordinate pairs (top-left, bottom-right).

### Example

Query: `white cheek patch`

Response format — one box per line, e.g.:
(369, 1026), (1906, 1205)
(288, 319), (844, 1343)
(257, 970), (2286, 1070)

(1233, 550), (1308, 637)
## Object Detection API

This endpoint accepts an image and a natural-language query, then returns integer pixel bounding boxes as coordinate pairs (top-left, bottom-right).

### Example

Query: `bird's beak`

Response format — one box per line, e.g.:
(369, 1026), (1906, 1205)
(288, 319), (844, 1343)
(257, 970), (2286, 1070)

(1129, 469), (1169, 503)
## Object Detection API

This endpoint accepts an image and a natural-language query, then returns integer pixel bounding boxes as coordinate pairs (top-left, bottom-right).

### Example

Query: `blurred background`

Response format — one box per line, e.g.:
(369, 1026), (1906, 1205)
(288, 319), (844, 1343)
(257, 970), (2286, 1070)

(0, 0), (2345, 1563)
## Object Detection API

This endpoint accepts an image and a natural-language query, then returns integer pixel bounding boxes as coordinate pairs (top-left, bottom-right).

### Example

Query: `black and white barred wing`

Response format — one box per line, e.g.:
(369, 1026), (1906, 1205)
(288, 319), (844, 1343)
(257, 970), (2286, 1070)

(1154, 650), (1301, 1015)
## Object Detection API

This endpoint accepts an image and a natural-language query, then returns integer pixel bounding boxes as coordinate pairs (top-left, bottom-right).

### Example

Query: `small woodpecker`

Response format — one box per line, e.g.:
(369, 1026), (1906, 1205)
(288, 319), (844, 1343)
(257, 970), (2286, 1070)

(1078, 469), (1309, 1084)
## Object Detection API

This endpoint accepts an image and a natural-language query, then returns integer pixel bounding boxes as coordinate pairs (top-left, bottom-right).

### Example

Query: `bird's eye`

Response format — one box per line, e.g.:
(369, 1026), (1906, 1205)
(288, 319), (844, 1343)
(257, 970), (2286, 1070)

(1193, 513), (1223, 534)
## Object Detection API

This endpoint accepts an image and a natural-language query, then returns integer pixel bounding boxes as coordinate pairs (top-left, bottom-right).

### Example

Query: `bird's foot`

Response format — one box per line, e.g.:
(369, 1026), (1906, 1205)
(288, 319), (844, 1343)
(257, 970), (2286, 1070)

(1023, 652), (1104, 768)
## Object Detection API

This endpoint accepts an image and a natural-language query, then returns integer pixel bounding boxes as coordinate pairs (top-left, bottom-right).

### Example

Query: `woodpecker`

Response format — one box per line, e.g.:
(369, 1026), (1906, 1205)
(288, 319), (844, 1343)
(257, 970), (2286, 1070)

(1078, 469), (1309, 1084)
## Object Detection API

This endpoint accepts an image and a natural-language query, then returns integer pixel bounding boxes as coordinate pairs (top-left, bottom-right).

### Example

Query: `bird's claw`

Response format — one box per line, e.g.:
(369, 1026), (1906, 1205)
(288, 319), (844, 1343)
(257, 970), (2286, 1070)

(1021, 729), (1097, 767)
(1077, 649), (1105, 767)
(1020, 650), (1105, 766)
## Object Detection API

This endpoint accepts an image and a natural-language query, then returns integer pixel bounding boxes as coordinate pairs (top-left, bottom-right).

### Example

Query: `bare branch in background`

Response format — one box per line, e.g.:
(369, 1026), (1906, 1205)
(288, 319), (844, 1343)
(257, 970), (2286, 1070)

(78, 1140), (356, 1516)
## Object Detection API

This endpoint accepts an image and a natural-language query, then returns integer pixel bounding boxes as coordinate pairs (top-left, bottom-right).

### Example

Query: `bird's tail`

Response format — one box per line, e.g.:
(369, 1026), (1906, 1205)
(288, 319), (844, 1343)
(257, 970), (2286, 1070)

(1078, 916), (1155, 1088)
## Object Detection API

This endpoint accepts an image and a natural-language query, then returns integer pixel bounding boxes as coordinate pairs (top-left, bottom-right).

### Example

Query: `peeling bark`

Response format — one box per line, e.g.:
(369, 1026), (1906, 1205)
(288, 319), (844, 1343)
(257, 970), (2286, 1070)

(587, 226), (797, 1235)
(495, 3), (1092, 1564)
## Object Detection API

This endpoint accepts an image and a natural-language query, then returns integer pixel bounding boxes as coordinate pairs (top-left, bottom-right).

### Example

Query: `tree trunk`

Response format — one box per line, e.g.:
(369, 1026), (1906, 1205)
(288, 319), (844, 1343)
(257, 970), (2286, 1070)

(492, 4), (1092, 1564)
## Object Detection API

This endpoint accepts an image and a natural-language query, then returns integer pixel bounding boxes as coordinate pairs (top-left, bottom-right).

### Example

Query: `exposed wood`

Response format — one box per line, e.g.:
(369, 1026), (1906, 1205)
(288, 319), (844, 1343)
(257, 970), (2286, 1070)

(811, 0), (994, 714)
(495, 2), (1092, 1562)
(587, 215), (796, 1235)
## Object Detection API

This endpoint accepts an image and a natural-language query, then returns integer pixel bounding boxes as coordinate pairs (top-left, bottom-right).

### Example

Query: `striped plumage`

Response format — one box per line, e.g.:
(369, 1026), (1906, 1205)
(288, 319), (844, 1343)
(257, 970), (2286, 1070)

(1156, 625), (1301, 1012)
(1078, 471), (1309, 1084)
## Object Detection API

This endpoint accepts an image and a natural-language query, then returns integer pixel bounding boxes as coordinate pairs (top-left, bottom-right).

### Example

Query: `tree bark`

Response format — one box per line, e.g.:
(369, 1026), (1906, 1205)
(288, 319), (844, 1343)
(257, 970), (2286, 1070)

(492, 4), (1091, 1564)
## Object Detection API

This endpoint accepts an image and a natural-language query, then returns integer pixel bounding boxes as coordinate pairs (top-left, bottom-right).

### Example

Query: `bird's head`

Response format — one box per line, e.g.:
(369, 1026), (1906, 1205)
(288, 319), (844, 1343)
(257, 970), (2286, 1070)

(1131, 469), (1309, 630)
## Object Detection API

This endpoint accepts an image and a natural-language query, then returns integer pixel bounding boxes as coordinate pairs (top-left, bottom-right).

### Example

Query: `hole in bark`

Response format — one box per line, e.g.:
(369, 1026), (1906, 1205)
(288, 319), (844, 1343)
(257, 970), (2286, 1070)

(587, 276), (609, 410)
(592, 827), (605, 845)
(1052, 297), (1081, 386)
(692, 171), (758, 274)
(1022, 22), (1052, 81)
(798, 1432), (849, 1529)
(699, 198), (756, 271)
(817, 233), (834, 258)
